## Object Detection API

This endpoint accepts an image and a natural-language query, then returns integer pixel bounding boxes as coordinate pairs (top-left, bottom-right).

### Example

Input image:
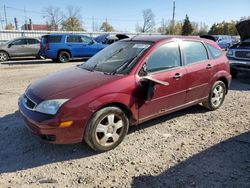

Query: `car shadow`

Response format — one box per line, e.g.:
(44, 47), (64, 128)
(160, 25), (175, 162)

(131, 131), (250, 188)
(0, 111), (96, 174)
(0, 105), (208, 174)
(129, 104), (208, 134)
(230, 73), (250, 91)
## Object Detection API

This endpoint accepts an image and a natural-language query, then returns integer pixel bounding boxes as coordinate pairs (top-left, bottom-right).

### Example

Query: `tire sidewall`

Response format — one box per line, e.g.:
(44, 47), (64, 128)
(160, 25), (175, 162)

(209, 81), (226, 110)
(85, 107), (129, 152)
(58, 51), (70, 63)
(0, 51), (9, 62)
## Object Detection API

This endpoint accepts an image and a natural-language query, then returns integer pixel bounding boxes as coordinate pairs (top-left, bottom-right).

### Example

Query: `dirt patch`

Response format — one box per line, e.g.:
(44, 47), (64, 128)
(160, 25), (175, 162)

(0, 62), (249, 188)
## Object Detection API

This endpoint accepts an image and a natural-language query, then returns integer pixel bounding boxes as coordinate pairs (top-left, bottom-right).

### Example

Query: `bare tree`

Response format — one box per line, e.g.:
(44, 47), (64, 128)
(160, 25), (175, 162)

(137, 9), (155, 33)
(61, 6), (85, 31)
(43, 6), (64, 31)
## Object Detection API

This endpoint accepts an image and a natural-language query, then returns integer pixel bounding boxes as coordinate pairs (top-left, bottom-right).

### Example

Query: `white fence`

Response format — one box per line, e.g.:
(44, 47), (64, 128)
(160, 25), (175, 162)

(0, 30), (162, 43)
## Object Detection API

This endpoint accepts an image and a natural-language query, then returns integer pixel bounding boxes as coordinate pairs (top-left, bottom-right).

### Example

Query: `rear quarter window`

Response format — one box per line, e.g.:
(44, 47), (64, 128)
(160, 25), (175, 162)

(182, 41), (208, 65)
(206, 43), (223, 58)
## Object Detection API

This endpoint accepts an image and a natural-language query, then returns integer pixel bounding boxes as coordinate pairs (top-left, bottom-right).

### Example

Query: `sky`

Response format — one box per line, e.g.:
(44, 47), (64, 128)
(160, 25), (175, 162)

(0, 0), (249, 32)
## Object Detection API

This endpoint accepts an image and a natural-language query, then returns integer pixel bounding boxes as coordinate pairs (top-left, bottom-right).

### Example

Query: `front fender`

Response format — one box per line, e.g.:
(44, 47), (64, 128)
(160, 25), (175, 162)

(88, 93), (139, 122)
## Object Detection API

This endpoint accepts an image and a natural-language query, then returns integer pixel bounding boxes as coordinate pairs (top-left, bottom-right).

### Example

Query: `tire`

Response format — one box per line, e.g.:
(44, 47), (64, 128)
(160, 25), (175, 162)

(0, 51), (9, 62)
(58, 51), (70, 63)
(84, 106), (129, 152)
(202, 81), (226, 111)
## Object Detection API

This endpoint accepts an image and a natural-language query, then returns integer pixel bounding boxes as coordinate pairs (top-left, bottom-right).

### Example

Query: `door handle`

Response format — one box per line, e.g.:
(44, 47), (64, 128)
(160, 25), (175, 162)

(173, 73), (182, 79)
(206, 64), (212, 69)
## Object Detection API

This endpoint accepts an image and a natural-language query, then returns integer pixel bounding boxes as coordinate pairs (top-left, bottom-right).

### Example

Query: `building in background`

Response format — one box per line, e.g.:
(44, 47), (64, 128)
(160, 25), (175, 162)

(21, 24), (49, 31)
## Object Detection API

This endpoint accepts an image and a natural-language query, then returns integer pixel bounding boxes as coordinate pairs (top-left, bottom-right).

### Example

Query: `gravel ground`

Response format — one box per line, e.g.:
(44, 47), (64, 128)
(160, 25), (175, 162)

(0, 59), (250, 188)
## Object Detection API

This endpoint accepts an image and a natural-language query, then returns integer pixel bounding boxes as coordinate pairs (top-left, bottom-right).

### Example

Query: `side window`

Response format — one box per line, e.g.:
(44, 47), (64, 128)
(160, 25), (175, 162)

(12, 39), (27, 45)
(182, 41), (208, 65)
(80, 36), (92, 44)
(67, 36), (80, 43)
(27, 39), (39, 44)
(147, 42), (181, 73)
(206, 43), (223, 59)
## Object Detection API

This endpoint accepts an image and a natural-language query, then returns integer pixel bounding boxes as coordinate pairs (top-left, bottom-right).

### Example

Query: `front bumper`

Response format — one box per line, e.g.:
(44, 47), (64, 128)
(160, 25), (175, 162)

(229, 59), (250, 74)
(18, 95), (84, 144)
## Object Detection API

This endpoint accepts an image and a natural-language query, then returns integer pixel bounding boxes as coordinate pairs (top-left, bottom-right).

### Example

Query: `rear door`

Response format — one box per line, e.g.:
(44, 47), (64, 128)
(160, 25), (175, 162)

(181, 40), (215, 103)
(138, 41), (187, 121)
(26, 38), (40, 56)
(66, 35), (94, 57)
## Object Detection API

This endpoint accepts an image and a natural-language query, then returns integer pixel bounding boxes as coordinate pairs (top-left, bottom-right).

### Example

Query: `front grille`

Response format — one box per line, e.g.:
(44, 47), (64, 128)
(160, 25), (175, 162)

(235, 51), (250, 59)
(23, 95), (36, 110)
(42, 135), (56, 141)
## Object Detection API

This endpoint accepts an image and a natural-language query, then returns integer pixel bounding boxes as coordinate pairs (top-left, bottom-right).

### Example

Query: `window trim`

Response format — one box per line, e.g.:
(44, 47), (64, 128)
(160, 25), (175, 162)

(12, 38), (28, 45)
(180, 40), (210, 66)
(145, 41), (183, 75)
(205, 42), (223, 59)
(65, 35), (92, 44)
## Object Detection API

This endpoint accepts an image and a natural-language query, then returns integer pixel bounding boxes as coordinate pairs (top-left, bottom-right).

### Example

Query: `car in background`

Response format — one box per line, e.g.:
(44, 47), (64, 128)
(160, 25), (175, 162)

(19, 35), (231, 151)
(39, 34), (108, 63)
(227, 19), (250, 78)
(0, 37), (40, 62)
(214, 35), (233, 50)
(94, 33), (129, 44)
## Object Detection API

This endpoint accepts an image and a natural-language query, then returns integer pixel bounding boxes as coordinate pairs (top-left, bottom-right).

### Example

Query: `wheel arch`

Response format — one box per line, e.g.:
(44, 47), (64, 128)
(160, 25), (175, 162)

(217, 76), (229, 93)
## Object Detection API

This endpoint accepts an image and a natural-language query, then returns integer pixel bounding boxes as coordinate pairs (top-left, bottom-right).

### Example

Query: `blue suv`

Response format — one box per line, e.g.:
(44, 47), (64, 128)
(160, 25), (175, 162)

(39, 34), (108, 63)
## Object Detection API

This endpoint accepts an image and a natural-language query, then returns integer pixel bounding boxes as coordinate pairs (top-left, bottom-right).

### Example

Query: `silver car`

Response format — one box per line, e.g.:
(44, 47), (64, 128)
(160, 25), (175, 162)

(0, 37), (40, 62)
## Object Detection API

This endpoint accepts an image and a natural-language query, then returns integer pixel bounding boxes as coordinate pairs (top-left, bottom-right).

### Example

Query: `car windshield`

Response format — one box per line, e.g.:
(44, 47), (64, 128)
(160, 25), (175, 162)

(79, 41), (151, 74)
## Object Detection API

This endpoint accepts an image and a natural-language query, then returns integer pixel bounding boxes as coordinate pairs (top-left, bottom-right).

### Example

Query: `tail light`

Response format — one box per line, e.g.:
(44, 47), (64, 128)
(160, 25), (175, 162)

(45, 43), (49, 50)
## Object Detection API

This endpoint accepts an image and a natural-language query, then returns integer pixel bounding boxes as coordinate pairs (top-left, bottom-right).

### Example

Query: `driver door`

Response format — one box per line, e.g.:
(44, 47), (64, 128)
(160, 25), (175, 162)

(138, 42), (187, 122)
(8, 38), (28, 57)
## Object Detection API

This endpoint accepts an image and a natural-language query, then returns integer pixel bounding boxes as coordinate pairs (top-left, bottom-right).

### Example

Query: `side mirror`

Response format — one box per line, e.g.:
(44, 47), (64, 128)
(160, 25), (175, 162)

(138, 63), (148, 77)
(8, 43), (13, 48)
(139, 75), (169, 101)
(89, 40), (95, 45)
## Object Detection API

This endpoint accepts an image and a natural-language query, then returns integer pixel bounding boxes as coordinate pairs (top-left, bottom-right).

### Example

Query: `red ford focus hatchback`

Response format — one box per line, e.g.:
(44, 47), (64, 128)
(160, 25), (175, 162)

(19, 36), (231, 151)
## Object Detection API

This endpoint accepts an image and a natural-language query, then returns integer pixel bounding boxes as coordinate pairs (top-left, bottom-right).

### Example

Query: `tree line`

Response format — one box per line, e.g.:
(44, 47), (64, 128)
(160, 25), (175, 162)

(4, 6), (250, 35)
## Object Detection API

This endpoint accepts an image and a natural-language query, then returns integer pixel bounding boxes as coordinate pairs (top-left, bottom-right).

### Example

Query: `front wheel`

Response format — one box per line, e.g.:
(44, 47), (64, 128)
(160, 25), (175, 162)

(0, 51), (9, 62)
(84, 107), (129, 152)
(202, 81), (226, 111)
(58, 51), (70, 63)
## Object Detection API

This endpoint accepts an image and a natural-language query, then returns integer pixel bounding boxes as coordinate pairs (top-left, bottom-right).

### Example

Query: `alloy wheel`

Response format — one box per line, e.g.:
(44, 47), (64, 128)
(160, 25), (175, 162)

(211, 85), (224, 108)
(95, 114), (124, 147)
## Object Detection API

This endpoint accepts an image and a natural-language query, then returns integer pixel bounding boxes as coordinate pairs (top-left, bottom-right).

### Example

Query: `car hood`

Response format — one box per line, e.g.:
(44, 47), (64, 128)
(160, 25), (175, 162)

(28, 66), (119, 101)
(236, 19), (250, 41)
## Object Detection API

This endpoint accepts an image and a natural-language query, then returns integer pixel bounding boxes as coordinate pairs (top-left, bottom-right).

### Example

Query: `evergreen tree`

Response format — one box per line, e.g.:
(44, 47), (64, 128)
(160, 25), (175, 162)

(182, 15), (193, 35)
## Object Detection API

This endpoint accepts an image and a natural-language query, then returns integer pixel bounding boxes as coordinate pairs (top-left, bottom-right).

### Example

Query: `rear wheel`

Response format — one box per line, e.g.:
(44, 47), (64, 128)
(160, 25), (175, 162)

(202, 81), (226, 111)
(58, 51), (70, 63)
(0, 51), (9, 62)
(84, 106), (129, 152)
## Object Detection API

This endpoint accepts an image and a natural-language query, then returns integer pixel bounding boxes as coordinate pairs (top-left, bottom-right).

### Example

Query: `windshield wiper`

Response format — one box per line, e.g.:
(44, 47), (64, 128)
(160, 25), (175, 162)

(111, 54), (140, 75)
(78, 64), (95, 72)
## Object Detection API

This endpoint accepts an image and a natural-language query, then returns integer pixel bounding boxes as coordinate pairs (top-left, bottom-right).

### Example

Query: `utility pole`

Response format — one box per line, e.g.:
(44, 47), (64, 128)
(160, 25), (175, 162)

(171, 1), (176, 35)
(172, 1), (175, 23)
(0, 11), (4, 30)
(4, 5), (7, 29)
(14, 17), (18, 30)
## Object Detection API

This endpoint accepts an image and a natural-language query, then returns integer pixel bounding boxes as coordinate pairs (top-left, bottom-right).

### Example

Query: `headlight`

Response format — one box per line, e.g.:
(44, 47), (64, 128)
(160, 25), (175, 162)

(227, 49), (234, 57)
(35, 99), (68, 115)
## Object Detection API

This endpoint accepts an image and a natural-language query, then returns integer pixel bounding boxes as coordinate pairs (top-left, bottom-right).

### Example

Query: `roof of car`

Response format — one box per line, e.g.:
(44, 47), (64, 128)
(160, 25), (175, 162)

(125, 35), (212, 43)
